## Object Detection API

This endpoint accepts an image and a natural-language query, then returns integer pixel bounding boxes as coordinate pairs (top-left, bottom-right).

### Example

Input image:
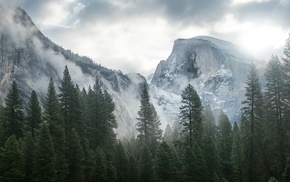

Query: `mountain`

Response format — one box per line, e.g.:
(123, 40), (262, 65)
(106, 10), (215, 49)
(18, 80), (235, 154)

(0, 6), (256, 138)
(0, 7), (146, 138)
(150, 36), (253, 124)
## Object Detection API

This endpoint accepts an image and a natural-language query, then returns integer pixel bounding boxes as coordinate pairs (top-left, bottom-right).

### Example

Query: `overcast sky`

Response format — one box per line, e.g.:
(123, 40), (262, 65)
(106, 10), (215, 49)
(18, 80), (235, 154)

(20, 0), (290, 75)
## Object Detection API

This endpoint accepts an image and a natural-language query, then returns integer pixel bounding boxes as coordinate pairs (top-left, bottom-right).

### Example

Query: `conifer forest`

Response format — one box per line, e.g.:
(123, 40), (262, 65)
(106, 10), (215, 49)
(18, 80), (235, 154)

(2, 36), (290, 182)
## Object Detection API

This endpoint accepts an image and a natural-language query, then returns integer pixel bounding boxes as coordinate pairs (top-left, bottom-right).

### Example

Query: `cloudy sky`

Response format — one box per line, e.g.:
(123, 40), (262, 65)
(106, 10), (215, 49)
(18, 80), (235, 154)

(19, 0), (290, 75)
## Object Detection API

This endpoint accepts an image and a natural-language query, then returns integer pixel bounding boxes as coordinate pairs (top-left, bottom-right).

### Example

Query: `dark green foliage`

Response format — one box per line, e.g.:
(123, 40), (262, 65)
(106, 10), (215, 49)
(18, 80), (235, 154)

(59, 66), (84, 137)
(218, 111), (233, 180)
(241, 64), (264, 182)
(193, 142), (209, 182)
(44, 78), (63, 127)
(154, 142), (176, 182)
(94, 147), (108, 182)
(26, 90), (42, 138)
(163, 124), (173, 143)
(82, 141), (96, 182)
(85, 78), (117, 158)
(1, 81), (24, 143)
(202, 107), (220, 181)
(115, 141), (129, 182)
(67, 128), (85, 182)
(182, 146), (196, 181)
(139, 145), (153, 182)
(0, 135), (24, 181)
(33, 125), (56, 182)
(137, 84), (162, 155)
(231, 122), (243, 182)
(106, 161), (117, 181)
(179, 84), (203, 148)
(44, 78), (68, 181)
(265, 56), (288, 179)
(284, 154), (290, 182)
(59, 66), (75, 132)
(128, 153), (139, 182)
(22, 132), (35, 182)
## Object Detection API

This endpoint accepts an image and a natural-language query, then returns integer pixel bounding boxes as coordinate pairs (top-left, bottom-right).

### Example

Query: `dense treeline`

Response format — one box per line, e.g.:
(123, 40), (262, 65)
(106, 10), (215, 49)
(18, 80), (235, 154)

(2, 35), (290, 182)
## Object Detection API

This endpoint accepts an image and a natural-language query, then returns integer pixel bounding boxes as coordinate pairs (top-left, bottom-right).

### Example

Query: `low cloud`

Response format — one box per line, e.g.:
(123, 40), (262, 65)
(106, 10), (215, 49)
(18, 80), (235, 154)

(18, 0), (290, 75)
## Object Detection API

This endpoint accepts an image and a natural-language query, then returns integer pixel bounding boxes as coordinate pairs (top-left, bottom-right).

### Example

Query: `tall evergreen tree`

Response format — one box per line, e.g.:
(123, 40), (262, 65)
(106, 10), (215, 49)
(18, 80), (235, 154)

(154, 142), (176, 182)
(59, 66), (83, 135)
(136, 84), (162, 155)
(231, 122), (243, 182)
(182, 146), (197, 181)
(44, 78), (68, 181)
(94, 147), (108, 182)
(163, 124), (173, 143)
(33, 125), (56, 182)
(282, 32), (290, 74)
(284, 155), (290, 182)
(139, 145), (153, 182)
(26, 90), (42, 138)
(115, 141), (129, 182)
(0, 135), (24, 181)
(128, 153), (139, 182)
(22, 132), (35, 182)
(202, 107), (220, 181)
(193, 142), (209, 181)
(265, 56), (288, 179)
(217, 111), (233, 181)
(101, 90), (118, 154)
(241, 64), (264, 182)
(179, 84), (203, 148)
(1, 81), (24, 143)
(66, 128), (85, 182)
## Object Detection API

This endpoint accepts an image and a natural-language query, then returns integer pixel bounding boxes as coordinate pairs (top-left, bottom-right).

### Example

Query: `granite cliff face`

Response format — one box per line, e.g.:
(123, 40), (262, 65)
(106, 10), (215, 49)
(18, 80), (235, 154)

(0, 5), (256, 137)
(0, 7), (145, 138)
(150, 36), (253, 123)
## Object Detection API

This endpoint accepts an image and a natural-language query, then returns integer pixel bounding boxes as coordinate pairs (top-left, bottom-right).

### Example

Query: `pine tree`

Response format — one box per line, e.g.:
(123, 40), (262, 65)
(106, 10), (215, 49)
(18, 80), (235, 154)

(101, 90), (118, 154)
(136, 84), (162, 155)
(94, 147), (108, 182)
(139, 145), (153, 182)
(26, 90), (42, 138)
(115, 141), (129, 182)
(154, 142), (176, 182)
(202, 107), (220, 181)
(86, 86), (99, 149)
(22, 132), (35, 182)
(44, 78), (68, 181)
(66, 128), (85, 182)
(282, 32), (290, 74)
(241, 64), (264, 182)
(179, 84), (203, 148)
(284, 154), (290, 182)
(163, 124), (173, 143)
(128, 153), (139, 182)
(193, 142), (209, 181)
(231, 122), (243, 182)
(59, 67), (87, 181)
(33, 125), (56, 182)
(1, 81), (24, 144)
(86, 78), (117, 155)
(59, 66), (84, 136)
(217, 111), (233, 181)
(182, 146), (197, 181)
(265, 56), (287, 178)
(82, 141), (96, 182)
(0, 135), (24, 181)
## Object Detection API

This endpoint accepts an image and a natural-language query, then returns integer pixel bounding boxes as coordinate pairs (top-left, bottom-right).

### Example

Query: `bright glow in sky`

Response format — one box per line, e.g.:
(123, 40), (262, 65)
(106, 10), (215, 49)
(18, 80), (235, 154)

(238, 25), (287, 57)
(19, 0), (290, 75)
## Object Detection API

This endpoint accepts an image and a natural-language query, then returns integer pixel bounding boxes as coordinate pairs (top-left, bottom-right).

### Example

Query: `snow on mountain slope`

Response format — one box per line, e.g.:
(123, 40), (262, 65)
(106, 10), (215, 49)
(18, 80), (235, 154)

(0, 6), (146, 138)
(150, 36), (252, 124)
